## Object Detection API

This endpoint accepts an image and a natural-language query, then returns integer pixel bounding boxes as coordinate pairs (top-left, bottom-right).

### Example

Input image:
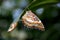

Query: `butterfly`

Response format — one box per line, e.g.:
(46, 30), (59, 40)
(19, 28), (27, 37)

(8, 10), (45, 32)
(22, 10), (45, 31)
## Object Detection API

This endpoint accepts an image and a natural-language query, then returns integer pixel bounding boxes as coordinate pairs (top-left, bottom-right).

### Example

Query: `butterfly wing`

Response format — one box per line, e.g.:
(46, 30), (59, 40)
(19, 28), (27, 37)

(22, 10), (45, 31)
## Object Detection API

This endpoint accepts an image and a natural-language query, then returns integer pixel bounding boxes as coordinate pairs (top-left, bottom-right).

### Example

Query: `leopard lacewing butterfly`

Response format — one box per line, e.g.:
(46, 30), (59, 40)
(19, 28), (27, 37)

(22, 10), (45, 31)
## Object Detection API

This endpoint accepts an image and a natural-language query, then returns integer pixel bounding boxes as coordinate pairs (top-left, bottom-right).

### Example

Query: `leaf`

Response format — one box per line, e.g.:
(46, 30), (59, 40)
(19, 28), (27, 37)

(29, 0), (58, 9)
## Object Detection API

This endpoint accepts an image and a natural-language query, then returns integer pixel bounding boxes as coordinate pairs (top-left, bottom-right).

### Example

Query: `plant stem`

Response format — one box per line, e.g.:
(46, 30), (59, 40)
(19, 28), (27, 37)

(13, 0), (36, 23)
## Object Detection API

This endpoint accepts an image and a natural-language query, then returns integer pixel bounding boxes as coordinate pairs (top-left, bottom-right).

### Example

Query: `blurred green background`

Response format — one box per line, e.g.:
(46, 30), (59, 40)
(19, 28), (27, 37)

(0, 0), (60, 40)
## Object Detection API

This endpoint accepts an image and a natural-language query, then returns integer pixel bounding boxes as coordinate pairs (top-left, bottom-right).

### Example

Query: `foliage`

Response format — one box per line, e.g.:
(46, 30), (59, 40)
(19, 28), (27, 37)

(0, 0), (60, 40)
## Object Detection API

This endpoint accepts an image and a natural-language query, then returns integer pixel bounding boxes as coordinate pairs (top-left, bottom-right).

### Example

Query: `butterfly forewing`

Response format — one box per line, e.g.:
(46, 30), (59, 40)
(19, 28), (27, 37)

(22, 10), (45, 31)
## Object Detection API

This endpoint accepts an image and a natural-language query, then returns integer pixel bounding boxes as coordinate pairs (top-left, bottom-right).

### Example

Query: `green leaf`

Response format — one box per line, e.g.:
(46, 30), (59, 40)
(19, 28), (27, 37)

(29, 0), (58, 9)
